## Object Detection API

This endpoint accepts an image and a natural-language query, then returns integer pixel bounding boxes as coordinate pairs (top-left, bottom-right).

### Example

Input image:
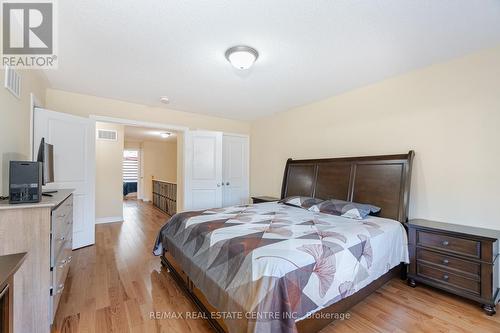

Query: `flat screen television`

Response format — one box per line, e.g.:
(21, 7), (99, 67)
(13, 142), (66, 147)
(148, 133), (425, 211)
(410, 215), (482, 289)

(37, 137), (54, 185)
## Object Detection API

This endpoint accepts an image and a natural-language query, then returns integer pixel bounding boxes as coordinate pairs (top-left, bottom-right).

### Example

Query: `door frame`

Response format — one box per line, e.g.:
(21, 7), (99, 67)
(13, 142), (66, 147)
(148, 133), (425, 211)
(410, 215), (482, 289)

(122, 147), (141, 200)
(29, 93), (43, 160)
(90, 115), (188, 211)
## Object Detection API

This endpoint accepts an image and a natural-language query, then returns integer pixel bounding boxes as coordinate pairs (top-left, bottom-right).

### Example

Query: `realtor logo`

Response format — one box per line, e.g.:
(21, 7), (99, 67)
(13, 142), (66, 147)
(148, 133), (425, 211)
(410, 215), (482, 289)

(1, 0), (57, 68)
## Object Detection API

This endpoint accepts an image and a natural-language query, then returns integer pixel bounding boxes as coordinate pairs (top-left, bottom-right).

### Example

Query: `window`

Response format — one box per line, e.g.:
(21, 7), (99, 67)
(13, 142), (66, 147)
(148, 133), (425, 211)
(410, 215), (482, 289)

(123, 150), (139, 183)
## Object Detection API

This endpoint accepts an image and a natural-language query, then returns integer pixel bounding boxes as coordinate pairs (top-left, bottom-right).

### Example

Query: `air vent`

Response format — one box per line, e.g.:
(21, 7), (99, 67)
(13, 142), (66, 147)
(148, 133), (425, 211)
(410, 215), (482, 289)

(4, 65), (21, 99)
(97, 129), (117, 141)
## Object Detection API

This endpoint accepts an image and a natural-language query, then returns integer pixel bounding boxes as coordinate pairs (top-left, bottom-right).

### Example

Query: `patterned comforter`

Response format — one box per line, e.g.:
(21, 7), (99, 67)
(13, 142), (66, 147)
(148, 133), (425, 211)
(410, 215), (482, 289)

(153, 202), (409, 333)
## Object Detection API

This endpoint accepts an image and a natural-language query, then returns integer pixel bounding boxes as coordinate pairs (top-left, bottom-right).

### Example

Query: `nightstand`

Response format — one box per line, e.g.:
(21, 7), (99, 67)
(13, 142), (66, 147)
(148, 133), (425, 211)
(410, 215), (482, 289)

(251, 196), (279, 204)
(407, 219), (499, 315)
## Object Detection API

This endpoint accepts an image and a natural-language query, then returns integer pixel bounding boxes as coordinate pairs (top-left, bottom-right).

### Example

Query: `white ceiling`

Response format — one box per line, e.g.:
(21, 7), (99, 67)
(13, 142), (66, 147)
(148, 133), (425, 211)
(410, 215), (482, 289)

(45, 0), (500, 120)
(124, 126), (177, 143)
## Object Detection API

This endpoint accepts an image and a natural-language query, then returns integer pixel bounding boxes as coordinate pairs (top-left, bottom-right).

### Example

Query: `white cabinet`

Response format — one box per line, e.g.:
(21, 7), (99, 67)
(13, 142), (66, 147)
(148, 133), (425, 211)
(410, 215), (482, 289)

(184, 132), (249, 210)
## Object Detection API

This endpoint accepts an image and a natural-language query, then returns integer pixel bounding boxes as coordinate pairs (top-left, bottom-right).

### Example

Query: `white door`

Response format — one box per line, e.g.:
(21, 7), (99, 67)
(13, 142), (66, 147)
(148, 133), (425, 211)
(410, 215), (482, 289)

(222, 134), (249, 206)
(34, 108), (95, 249)
(184, 131), (223, 210)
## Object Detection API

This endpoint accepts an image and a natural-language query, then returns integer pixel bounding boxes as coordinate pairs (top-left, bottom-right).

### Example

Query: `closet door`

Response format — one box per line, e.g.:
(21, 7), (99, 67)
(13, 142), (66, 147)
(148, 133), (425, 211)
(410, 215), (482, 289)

(222, 134), (249, 207)
(184, 131), (223, 210)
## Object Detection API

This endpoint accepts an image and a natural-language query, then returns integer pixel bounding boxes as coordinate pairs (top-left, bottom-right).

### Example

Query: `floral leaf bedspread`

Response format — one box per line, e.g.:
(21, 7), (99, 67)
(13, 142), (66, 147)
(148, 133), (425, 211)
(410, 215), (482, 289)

(153, 202), (409, 333)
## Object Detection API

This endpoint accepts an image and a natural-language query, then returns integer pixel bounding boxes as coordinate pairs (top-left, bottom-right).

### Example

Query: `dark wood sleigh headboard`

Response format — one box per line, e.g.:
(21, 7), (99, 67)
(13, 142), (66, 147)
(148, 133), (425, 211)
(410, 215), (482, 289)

(281, 151), (415, 223)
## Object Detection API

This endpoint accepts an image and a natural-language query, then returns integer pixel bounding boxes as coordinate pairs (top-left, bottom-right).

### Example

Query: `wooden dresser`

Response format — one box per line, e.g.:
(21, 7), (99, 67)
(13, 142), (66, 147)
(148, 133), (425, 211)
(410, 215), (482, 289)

(0, 190), (74, 333)
(407, 219), (499, 315)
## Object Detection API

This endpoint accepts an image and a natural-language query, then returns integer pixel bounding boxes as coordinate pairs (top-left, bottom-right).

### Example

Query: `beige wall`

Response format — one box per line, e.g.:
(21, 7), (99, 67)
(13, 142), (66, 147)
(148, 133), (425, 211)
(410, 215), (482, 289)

(141, 141), (177, 201)
(95, 122), (124, 221)
(45, 89), (250, 134)
(124, 141), (141, 149)
(0, 70), (48, 196)
(250, 46), (500, 231)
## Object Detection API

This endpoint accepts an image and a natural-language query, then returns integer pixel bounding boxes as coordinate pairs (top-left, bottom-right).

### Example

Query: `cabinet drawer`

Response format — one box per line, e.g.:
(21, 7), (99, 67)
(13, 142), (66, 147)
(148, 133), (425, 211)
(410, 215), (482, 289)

(52, 198), (73, 241)
(52, 197), (73, 260)
(417, 263), (480, 295)
(52, 196), (73, 222)
(52, 234), (72, 319)
(416, 248), (480, 277)
(417, 230), (480, 258)
(52, 225), (71, 263)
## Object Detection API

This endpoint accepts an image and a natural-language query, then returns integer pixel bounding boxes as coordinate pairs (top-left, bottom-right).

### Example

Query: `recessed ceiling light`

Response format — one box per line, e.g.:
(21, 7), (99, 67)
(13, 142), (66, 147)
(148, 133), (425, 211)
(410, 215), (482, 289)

(225, 45), (259, 70)
(160, 96), (170, 104)
(160, 132), (171, 138)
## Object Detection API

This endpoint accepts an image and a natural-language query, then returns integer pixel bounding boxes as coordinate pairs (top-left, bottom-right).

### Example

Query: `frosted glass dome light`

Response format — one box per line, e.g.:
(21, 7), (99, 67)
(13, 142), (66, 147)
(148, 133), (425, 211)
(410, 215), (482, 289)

(225, 46), (259, 70)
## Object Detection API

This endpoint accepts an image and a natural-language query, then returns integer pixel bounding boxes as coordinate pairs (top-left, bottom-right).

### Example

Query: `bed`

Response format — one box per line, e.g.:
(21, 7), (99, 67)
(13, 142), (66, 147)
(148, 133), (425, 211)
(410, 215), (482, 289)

(153, 151), (414, 332)
(123, 181), (137, 196)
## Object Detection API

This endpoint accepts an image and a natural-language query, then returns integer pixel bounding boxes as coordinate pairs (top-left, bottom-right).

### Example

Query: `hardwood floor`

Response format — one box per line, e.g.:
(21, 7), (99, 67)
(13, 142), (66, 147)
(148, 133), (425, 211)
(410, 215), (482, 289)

(52, 200), (500, 333)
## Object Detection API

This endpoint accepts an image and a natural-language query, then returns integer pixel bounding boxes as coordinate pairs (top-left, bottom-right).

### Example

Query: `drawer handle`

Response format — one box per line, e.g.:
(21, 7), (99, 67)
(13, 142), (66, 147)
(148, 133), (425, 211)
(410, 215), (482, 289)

(442, 259), (449, 265)
(56, 284), (65, 294)
(441, 240), (449, 246)
(58, 259), (67, 268)
(442, 274), (449, 281)
(58, 255), (73, 268)
(57, 214), (66, 218)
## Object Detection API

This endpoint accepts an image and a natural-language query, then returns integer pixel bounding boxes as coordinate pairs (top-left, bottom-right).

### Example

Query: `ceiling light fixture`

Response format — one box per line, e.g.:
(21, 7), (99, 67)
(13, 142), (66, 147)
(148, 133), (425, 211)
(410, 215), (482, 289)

(160, 132), (171, 138)
(160, 96), (170, 104)
(225, 45), (259, 70)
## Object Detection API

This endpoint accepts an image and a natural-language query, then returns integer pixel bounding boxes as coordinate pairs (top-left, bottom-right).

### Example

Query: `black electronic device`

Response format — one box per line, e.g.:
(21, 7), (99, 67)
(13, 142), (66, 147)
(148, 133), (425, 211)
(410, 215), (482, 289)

(9, 161), (43, 203)
(37, 137), (58, 196)
(37, 137), (54, 185)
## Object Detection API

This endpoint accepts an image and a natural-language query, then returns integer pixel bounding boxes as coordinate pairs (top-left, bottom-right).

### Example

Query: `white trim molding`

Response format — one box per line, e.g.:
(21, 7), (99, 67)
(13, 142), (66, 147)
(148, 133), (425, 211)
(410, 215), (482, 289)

(89, 115), (189, 132)
(30, 93), (43, 160)
(95, 216), (124, 224)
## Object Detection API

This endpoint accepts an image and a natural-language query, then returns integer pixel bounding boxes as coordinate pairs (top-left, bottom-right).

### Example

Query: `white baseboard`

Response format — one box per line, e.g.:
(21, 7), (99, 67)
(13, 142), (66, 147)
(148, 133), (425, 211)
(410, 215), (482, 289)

(95, 216), (124, 224)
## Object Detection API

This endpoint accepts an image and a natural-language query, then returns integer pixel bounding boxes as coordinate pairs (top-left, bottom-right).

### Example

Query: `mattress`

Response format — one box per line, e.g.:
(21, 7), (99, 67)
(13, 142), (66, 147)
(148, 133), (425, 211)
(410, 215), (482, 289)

(153, 202), (409, 333)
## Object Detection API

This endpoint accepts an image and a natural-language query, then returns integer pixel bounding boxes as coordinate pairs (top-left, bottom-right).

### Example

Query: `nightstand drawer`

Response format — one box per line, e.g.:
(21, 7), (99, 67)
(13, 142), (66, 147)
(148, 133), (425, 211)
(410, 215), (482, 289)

(417, 263), (480, 295)
(416, 248), (480, 277)
(417, 230), (480, 258)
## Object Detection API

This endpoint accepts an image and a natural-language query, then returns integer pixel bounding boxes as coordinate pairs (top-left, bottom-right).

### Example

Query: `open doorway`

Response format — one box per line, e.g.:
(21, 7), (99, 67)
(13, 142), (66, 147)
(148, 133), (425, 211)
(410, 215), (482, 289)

(94, 121), (179, 224)
(122, 149), (139, 200)
(123, 126), (177, 216)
